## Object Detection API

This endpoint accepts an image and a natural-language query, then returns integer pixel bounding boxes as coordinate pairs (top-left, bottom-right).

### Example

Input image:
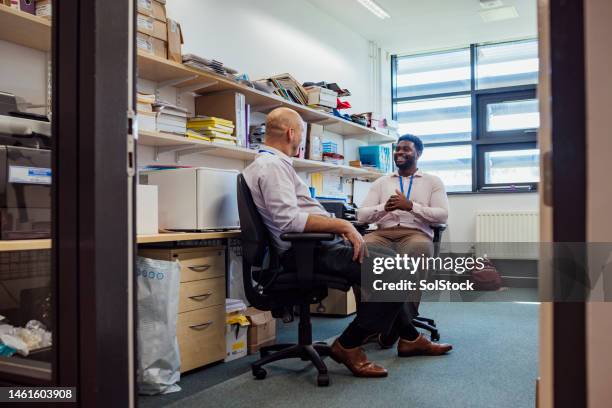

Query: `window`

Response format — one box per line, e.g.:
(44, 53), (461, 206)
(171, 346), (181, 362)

(392, 39), (540, 193)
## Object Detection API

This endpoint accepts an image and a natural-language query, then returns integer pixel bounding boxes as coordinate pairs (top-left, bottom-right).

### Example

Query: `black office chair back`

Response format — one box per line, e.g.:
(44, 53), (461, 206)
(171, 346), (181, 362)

(237, 174), (277, 311)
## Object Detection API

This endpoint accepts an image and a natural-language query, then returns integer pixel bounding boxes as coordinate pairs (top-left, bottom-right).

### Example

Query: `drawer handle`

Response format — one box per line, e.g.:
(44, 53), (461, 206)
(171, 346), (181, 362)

(188, 264), (211, 272)
(189, 292), (212, 301)
(189, 321), (213, 330)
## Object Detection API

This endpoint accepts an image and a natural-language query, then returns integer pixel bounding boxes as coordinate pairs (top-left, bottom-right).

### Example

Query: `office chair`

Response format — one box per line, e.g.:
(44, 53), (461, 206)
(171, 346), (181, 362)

(237, 174), (352, 387)
(411, 224), (447, 342)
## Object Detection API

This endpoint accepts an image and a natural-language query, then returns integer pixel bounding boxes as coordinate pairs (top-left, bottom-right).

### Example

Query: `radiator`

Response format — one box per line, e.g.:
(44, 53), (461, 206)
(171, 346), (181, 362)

(475, 211), (539, 259)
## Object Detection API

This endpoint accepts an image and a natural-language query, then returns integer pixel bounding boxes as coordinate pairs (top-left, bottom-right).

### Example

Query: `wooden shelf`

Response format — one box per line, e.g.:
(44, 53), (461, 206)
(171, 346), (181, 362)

(0, 5), (51, 52)
(138, 130), (385, 179)
(0, 239), (51, 252)
(136, 52), (396, 144)
(0, 231), (242, 251)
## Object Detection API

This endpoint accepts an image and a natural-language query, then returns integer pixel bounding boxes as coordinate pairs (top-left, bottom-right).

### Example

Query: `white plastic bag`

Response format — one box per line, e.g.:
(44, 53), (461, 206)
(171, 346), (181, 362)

(228, 241), (247, 304)
(136, 256), (181, 395)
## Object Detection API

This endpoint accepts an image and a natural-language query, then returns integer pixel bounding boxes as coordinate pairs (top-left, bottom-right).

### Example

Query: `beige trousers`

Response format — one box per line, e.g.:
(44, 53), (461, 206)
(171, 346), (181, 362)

(364, 226), (433, 258)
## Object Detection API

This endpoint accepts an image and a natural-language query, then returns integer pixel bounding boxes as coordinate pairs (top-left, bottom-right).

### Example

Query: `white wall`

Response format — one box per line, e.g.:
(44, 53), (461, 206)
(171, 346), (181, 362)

(446, 193), (539, 243)
(165, 0), (373, 114)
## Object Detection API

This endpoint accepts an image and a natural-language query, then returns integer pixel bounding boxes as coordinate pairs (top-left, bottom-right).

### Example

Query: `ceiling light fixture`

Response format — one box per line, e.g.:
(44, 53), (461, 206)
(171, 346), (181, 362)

(356, 0), (390, 19)
(479, 6), (519, 22)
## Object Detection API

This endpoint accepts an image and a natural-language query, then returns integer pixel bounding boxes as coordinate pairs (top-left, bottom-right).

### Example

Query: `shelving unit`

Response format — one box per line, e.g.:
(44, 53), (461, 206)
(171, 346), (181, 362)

(0, 231), (243, 252)
(0, 5), (390, 185)
(0, 5), (51, 52)
(138, 130), (384, 180)
(136, 52), (396, 144)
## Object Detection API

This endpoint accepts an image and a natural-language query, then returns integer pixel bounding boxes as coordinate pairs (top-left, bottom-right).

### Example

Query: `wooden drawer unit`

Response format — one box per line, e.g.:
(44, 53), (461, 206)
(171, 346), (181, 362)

(138, 245), (228, 372)
(139, 246), (225, 282)
(178, 276), (224, 313)
(177, 304), (225, 372)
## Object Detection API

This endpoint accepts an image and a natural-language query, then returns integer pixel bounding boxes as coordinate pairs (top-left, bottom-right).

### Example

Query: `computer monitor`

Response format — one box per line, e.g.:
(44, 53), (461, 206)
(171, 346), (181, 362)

(352, 180), (373, 208)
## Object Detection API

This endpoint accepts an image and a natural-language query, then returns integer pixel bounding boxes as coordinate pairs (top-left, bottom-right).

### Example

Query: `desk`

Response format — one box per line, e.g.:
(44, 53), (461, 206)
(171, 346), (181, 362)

(0, 231), (242, 252)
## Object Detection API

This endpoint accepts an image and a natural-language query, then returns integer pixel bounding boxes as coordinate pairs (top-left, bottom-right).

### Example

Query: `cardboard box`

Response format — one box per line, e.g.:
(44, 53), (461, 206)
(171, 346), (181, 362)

(310, 287), (356, 316)
(136, 32), (167, 59)
(167, 19), (183, 63)
(137, 0), (166, 21)
(35, 0), (51, 19)
(305, 86), (337, 108)
(245, 307), (276, 354)
(225, 323), (248, 362)
(306, 123), (323, 161)
(137, 13), (167, 41)
(136, 184), (158, 235)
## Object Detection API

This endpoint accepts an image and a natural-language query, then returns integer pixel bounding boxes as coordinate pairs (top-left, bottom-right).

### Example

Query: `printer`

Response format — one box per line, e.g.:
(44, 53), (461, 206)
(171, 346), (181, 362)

(0, 92), (51, 240)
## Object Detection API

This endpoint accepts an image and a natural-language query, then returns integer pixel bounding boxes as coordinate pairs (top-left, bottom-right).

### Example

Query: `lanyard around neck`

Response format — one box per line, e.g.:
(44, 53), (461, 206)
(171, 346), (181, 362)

(399, 174), (414, 200)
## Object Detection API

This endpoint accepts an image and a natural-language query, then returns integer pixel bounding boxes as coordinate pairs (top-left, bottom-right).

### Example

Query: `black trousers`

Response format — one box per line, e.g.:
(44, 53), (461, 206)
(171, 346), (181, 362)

(282, 238), (416, 335)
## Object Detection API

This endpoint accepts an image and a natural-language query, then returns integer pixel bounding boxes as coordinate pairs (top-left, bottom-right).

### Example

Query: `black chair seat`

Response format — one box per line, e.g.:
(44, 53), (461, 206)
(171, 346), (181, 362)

(268, 271), (351, 292)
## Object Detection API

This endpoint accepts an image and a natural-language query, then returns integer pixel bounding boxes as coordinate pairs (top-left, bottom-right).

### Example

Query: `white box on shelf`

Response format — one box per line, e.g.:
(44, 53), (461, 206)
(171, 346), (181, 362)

(137, 184), (158, 235)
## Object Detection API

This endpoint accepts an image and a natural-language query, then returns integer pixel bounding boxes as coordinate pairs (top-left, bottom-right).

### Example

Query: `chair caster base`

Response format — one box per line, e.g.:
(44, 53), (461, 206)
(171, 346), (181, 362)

(253, 367), (267, 380)
(317, 373), (330, 387)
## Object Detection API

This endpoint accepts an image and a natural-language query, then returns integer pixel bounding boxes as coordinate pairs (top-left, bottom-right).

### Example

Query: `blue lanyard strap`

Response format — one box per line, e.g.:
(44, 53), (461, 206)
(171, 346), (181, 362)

(258, 149), (275, 155)
(399, 175), (414, 200)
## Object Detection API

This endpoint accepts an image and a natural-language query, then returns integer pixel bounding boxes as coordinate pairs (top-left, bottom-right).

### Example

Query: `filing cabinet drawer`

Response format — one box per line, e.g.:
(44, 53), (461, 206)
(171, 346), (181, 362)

(178, 276), (225, 313)
(177, 305), (225, 372)
(139, 247), (225, 282)
(178, 252), (224, 282)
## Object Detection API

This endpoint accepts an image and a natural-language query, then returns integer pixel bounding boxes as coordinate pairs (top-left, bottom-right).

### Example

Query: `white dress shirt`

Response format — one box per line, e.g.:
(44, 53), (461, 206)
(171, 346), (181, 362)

(357, 170), (449, 238)
(242, 145), (330, 251)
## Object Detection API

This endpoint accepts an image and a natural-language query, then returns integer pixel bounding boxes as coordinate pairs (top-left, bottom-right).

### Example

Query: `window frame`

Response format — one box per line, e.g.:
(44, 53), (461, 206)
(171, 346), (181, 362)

(476, 142), (539, 192)
(392, 40), (539, 194)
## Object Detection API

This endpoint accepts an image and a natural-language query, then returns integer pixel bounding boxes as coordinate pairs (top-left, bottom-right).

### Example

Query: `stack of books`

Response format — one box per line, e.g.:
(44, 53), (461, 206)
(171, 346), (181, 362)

(153, 102), (189, 134)
(187, 116), (237, 145)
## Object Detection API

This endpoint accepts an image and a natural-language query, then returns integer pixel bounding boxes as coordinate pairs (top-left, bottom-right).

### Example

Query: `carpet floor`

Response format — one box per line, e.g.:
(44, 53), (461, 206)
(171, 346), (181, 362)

(140, 291), (538, 408)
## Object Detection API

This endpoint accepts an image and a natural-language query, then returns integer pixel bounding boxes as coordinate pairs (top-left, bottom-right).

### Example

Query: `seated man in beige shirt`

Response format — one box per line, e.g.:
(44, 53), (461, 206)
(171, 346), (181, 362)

(358, 133), (449, 346)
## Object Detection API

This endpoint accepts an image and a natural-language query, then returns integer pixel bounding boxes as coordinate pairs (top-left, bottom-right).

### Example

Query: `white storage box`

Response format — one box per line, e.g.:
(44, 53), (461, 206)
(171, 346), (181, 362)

(305, 86), (337, 108)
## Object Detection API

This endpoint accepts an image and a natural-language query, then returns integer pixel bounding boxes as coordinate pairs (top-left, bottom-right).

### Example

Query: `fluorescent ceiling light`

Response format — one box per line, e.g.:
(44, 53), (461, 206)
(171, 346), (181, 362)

(356, 0), (390, 19)
(479, 6), (519, 22)
(479, 0), (504, 9)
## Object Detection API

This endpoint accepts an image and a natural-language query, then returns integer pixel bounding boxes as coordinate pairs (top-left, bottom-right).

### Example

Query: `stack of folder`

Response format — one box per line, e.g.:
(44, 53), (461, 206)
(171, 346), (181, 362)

(187, 116), (237, 145)
(255, 74), (308, 105)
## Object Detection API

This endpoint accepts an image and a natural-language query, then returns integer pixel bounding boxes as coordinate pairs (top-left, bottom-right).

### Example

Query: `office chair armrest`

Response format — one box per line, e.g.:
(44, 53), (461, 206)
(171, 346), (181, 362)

(430, 223), (447, 232)
(280, 232), (335, 242)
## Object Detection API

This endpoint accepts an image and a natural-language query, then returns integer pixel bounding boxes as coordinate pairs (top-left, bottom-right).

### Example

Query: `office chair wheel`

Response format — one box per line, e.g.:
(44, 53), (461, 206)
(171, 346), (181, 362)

(253, 367), (267, 380)
(317, 373), (330, 387)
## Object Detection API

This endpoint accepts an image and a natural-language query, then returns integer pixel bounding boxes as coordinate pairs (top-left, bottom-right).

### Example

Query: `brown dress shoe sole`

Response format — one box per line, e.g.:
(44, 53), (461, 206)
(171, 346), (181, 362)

(398, 345), (453, 357)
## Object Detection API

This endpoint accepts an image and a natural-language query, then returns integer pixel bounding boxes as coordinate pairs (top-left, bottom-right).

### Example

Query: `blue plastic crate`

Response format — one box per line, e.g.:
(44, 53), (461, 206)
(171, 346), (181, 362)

(359, 145), (393, 173)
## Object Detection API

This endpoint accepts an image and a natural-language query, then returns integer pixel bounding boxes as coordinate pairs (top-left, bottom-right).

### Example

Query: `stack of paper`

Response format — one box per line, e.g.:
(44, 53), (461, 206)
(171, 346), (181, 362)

(182, 54), (239, 78)
(187, 116), (237, 145)
(153, 103), (189, 134)
(137, 92), (157, 131)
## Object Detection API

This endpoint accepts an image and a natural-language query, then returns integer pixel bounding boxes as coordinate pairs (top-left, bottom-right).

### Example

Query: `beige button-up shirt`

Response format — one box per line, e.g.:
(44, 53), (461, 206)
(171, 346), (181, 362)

(242, 145), (330, 251)
(357, 170), (449, 238)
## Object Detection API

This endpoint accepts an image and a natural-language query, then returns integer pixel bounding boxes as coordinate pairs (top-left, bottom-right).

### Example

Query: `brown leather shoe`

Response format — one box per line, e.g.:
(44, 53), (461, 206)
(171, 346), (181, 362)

(330, 339), (388, 377)
(397, 334), (453, 357)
